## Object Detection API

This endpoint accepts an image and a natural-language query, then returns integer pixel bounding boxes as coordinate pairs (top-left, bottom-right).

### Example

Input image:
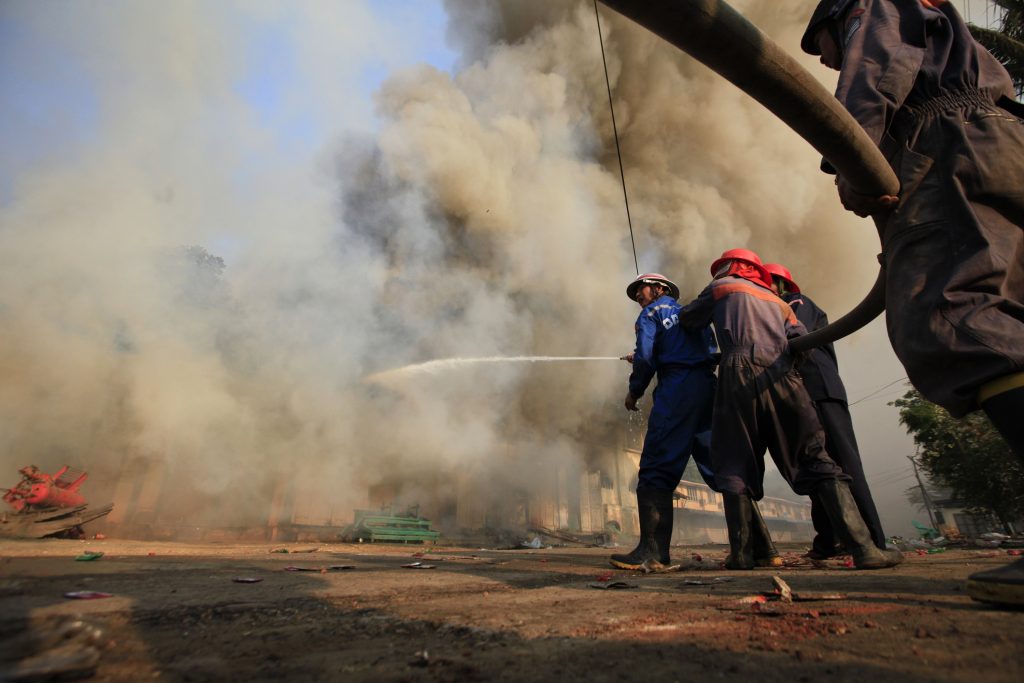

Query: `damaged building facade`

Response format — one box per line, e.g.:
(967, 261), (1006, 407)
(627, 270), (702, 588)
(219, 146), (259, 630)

(86, 412), (812, 546)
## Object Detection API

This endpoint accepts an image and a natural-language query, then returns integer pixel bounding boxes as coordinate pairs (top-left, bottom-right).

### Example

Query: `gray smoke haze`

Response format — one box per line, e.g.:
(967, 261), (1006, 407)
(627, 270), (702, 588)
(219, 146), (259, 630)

(0, 0), (917, 534)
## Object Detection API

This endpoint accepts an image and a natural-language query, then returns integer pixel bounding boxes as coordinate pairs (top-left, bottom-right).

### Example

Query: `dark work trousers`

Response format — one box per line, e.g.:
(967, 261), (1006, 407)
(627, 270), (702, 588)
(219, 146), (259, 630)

(809, 399), (886, 551)
(711, 352), (849, 499)
(638, 365), (717, 492)
(883, 93), (1024, 417)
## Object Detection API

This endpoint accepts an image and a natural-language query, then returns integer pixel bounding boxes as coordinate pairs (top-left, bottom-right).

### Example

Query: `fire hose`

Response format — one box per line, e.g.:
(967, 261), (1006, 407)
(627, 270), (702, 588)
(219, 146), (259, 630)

(596, 0), (899, 350)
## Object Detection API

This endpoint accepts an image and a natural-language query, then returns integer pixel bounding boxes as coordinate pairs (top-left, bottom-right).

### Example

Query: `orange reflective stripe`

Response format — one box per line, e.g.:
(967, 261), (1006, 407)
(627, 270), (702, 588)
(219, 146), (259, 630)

(919, 0), (947, 8)
(711, 282), (798, 325)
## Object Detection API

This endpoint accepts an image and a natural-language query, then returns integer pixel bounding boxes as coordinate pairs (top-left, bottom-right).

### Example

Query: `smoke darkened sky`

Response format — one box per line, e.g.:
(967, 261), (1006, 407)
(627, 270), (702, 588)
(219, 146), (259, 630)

(1, 0), (967, 537)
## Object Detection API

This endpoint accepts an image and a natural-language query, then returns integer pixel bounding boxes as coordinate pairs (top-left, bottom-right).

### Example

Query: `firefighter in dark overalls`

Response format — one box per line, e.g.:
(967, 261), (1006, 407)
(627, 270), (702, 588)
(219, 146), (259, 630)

(803, 0), (1024, 605)
(610, 274), (718, 570)
(679, 249), (902, 570)
(765, 263), (888, 558)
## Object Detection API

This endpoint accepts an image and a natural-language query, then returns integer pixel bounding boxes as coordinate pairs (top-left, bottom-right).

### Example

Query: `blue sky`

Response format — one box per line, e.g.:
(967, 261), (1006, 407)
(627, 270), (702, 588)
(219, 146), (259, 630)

(0, 1), (457, 205)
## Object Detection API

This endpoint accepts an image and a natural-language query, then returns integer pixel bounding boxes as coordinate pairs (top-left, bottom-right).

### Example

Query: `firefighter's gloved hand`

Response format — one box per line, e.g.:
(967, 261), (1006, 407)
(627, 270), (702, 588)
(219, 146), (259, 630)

(624, 391), (640, 412)
(620, 352), (634, 364)
(836, 176), (898, 218)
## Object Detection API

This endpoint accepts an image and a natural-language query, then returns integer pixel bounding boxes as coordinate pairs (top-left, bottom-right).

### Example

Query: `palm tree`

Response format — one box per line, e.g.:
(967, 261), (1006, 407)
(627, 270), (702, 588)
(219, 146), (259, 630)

(968, 0), (1024, 96)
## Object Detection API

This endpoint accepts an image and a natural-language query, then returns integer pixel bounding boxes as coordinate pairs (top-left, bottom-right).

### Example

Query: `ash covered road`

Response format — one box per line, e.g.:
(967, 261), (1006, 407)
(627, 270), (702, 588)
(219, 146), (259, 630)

(0, 541), (1021, 682)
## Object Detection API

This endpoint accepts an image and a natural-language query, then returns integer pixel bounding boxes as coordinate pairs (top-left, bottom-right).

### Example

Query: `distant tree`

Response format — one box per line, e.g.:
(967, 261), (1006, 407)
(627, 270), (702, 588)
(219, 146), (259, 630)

(968, 0), (1024, 97)
(891, 389), (1024, 533)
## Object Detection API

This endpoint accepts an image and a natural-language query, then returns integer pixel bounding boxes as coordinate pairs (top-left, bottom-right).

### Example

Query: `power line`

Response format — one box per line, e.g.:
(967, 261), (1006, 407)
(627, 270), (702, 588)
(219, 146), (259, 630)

(868, 472), (917, 487)
(848, 376), (909, 405)
(866, 463), (915, 483)
(593, 0), (639, 275)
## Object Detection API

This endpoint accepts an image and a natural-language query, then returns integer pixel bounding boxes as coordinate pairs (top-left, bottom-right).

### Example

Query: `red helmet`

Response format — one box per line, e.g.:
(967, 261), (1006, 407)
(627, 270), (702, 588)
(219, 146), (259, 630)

(626, 273), (680, 301)
(763, 263), (801, 294)
(709, 248), (771, 287)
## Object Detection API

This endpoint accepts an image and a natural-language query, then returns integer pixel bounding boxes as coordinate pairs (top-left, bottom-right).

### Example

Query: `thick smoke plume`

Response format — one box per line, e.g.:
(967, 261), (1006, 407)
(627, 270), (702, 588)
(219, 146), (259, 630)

(0, 0), (889, 533)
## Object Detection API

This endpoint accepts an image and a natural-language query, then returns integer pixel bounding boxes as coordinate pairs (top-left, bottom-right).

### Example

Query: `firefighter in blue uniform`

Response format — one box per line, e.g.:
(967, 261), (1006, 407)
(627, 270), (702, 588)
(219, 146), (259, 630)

(679, 249), (902, 570)
(765, 263), (888, 558)
(803, 0), (1024, 605)
(610, 273), (718, 570)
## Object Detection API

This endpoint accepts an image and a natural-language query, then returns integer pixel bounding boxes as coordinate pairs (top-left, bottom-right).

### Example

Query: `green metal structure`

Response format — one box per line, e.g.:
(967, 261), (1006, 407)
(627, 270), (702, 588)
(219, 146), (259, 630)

(345, 509), (440, 544)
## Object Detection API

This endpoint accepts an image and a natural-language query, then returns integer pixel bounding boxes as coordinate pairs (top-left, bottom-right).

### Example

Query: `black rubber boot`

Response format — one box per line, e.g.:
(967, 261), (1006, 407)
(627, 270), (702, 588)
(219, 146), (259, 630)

(651, 489), (675, 566)
(966, 557), (1024, 608)
(751, 499), (782, 568)
(722, 494), (754, 570)
(816, 479), (903, 570)
(609, 488), (663, 570)
(981, 385), (1024, 462)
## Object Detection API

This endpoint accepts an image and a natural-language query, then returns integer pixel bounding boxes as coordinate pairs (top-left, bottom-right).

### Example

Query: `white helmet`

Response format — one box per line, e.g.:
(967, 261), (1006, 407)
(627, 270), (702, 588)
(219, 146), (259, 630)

(626, 273), (680, 301)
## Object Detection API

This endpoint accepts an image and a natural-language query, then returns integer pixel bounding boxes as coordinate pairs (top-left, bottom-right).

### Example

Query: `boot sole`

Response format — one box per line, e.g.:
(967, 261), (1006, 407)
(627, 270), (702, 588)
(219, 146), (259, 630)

(756, 557), (783, 568)
(609, 558), (646, 570)
(966, 579), (1024, 608)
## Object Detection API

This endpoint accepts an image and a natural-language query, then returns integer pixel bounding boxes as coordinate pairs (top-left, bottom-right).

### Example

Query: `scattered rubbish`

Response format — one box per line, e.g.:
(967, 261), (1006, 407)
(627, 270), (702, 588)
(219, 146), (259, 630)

(93, 533), (106, 540)
(279, 564), (353, 572)
(406, 553), (499, 565)
(681, 577), (733, 586)
(926, 547), (947, 554)
(738, 595), (768, 605)
(640, 560), (680, 574)
(589, 581), (634, 590)
(270, 548), (289, 554)
(669, 553), (735, 571)
(796, 593), (847, 601)
(772, 576), (793, 603)
(530, 526), (583, 545)
(63, 591), (112, 600)
(521, 537), (544, 549)
(147, 552), (156, 557)
(912, 520), (940, 540)
(270, 547), (319, 554)
(1009, 549), (1023, 556)
(409, 650), (430, 667)
(401, 562), (436, 569)
(974, 539), (1002, 548)
(594, 573), (614, 582)
(74, 551), (104, 562)
(980, 532), (1010, 541)
(759, 577), (846, 603)
(232, 577), (263, 583)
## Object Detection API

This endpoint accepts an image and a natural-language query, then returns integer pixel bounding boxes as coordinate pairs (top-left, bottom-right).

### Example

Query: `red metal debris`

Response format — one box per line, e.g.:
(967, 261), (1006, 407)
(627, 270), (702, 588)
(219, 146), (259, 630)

(4, 465), (88, 512)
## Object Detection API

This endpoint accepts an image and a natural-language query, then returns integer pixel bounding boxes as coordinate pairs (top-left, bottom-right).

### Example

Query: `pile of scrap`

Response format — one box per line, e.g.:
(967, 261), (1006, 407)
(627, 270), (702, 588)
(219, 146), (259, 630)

(1, 465), (113, 539)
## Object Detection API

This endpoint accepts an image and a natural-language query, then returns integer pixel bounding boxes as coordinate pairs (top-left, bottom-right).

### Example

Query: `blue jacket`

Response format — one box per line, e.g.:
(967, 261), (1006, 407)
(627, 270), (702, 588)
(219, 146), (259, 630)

(629, 295), (718, 398)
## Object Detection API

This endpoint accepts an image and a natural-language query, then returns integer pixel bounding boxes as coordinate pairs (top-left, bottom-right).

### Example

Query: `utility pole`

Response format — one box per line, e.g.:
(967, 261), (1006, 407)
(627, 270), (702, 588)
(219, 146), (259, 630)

(908, 453), (938, 530)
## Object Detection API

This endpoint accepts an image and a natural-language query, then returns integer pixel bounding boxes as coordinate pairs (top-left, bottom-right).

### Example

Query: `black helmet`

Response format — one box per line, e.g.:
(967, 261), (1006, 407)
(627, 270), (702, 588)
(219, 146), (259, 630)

(801, 0), (857, 56)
